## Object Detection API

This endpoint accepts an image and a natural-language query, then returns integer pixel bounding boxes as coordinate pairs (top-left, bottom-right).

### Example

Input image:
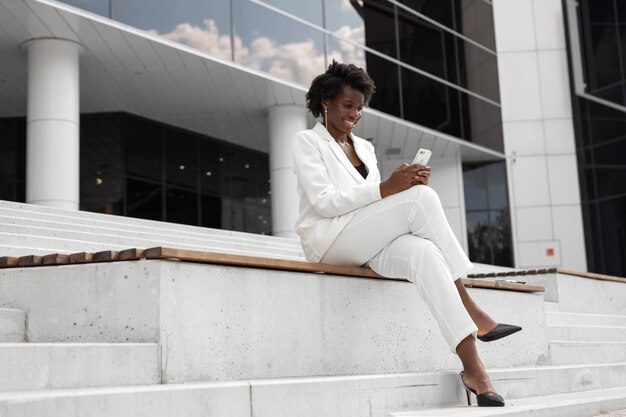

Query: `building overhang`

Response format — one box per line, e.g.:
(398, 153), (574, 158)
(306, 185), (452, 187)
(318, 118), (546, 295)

(0, 0), (504, 162)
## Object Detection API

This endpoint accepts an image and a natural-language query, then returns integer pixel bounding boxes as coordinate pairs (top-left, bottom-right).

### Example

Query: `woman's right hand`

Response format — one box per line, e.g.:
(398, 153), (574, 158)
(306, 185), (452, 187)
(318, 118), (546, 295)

(379, 163), (431, 198)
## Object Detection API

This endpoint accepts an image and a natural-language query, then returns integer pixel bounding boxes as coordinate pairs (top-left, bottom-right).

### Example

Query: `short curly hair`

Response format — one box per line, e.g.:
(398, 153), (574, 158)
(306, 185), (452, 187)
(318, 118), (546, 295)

(306, 60), (376, 118)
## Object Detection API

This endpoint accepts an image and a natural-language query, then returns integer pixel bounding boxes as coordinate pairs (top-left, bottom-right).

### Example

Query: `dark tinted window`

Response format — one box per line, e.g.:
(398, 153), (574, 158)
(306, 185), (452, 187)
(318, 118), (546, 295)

(463, 161), (513, 267)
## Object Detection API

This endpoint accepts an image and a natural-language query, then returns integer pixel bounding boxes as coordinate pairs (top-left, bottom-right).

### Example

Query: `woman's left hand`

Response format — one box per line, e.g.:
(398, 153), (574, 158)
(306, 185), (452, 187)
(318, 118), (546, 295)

(411, 164), (431, 186)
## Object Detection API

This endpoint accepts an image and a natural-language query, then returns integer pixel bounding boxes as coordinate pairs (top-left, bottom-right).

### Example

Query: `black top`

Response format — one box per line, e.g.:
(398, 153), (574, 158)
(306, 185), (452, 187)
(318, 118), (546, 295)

(354, 163), (368, 179)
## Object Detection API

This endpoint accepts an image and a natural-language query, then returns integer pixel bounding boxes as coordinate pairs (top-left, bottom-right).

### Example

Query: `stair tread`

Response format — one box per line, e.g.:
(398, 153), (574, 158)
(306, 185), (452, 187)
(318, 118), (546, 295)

(391, 386), (626, 416)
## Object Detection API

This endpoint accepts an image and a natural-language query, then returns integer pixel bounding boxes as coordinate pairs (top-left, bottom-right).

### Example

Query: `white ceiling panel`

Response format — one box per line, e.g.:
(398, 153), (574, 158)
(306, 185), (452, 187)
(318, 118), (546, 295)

(271, 82), (294, 105)
(204, 63), (243, 111)
(249, 76), (276, 108)
(228, 69), (262, 112)
(184, 65), (221, 116)
(94, 23), (144, 72)
(151, 41), (185, 70)
(123, 34), (162, 70)
(0, 4), (31, 45)
(2, 0), (52, 39)
(27, 1), (77, 42)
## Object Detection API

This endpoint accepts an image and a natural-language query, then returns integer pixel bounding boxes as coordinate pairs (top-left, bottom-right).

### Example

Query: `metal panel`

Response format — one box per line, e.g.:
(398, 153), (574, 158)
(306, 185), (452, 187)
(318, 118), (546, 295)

(95, 23), (144, 71)
(26, 0), (78, 42)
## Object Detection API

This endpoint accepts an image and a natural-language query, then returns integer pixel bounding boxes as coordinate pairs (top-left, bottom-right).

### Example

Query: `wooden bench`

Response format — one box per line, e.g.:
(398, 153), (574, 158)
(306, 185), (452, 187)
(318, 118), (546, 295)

(0, 247), (544, 293)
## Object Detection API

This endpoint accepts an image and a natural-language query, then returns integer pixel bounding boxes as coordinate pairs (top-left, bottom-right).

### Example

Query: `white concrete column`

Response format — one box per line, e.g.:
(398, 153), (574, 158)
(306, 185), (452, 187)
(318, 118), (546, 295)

(493, 0), (587, 271)
(24, 38), (81, 210)
(267, 105), (306, 238)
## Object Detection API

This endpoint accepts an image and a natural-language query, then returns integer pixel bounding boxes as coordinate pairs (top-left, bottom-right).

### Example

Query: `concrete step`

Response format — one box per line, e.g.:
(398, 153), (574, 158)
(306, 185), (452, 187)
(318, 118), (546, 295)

(1, 364), (626, 417)
(0, 230), (303, 260)
(0, 343), (159, 391)
(0, 200), (302, 254)
(0, 214), (302, 255)
(391, 386), (626, 417)
(550, 340), (626, 365)
(546, 311), (626, 327)
(0, 308), (25, 342)
(548, 325), (626, 342)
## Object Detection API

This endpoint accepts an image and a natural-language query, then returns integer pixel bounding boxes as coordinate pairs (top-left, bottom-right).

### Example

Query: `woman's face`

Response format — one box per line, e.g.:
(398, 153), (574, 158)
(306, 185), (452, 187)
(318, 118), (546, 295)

(322, 85), (365, 139)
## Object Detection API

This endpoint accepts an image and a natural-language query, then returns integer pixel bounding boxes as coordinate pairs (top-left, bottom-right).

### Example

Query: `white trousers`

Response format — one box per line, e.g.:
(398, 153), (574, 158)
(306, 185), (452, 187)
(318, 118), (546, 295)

(321, 185), (478, 352)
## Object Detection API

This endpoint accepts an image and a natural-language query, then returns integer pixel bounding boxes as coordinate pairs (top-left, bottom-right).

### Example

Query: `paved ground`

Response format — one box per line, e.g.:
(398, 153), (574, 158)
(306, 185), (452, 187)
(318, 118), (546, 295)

(595, 410), (626, 416)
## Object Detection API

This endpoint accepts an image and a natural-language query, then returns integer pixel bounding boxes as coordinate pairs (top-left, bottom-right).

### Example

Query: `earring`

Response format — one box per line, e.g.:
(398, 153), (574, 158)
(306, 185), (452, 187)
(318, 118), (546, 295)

(323, 105), (328, 130)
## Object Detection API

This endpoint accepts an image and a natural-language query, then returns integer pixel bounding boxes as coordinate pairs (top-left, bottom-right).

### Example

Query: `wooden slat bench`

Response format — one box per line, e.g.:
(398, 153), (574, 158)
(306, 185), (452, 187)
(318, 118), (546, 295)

(0, 247), (545, 293)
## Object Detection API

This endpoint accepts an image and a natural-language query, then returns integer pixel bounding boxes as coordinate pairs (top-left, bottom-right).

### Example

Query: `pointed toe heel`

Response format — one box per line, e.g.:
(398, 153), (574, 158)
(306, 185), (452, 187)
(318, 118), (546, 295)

(460, 372), (505, 407)
(477, 323), (522, 342)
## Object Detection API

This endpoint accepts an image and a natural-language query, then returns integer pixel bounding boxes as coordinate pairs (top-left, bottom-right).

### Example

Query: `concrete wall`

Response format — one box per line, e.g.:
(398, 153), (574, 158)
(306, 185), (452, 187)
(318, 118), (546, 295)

(0, 260), (548, 383)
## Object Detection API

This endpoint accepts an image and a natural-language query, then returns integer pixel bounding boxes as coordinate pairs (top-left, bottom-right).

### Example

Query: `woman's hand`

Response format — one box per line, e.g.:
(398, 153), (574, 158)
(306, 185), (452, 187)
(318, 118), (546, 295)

(379, 163), (431, 198)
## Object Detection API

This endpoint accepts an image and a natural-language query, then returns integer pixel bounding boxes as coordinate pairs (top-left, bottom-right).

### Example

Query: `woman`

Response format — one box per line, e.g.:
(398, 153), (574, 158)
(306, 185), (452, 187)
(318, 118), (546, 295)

(292, 61), (521, 407)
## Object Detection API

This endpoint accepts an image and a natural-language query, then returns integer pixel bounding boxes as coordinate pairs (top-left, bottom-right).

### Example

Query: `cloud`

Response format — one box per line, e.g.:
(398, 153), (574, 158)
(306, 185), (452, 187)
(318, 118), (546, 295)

(152, 19), (367, 85)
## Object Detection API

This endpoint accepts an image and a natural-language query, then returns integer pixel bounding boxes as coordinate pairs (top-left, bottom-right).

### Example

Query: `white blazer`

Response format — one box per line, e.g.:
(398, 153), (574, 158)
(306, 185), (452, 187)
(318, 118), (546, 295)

(292, 122), (383, 262)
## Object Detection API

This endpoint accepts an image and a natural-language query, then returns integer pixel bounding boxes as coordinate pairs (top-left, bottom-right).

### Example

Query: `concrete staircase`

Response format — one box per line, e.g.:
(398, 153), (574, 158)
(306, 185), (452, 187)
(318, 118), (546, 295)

(1, 200), (626, 416)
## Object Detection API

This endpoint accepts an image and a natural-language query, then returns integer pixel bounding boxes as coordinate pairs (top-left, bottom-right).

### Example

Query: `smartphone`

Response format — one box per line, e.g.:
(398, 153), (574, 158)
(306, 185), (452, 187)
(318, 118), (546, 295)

(412, 148), (432, 166)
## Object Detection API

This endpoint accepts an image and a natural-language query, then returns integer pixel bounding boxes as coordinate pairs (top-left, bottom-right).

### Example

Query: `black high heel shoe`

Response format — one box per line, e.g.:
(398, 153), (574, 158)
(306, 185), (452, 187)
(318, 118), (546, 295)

(477, 323), (522, 342)
(460, 371), (505, 407)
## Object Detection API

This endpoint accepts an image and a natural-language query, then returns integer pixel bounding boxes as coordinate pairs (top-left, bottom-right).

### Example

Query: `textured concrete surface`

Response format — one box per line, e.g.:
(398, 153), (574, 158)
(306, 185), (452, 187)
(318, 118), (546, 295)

(0, 308), (25, 342)
(0, 343), (159, 391)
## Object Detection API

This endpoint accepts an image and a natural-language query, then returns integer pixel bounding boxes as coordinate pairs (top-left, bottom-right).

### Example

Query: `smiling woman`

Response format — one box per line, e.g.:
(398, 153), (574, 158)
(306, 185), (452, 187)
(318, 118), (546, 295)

(291, 60), (519, 408)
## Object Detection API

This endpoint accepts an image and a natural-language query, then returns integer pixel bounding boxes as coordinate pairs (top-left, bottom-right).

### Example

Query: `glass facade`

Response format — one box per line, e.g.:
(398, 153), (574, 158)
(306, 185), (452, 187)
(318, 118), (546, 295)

(463, 161), (513, 267)
(569, 0), (626, 276)
(59, 0), (503, 152)
(0, 114), (271, 235)
(45, 0), (511, 264)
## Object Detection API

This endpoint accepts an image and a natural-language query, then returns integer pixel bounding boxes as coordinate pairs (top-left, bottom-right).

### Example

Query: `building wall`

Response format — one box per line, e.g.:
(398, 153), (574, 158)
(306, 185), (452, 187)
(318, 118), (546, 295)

(493, 0), (587, 270)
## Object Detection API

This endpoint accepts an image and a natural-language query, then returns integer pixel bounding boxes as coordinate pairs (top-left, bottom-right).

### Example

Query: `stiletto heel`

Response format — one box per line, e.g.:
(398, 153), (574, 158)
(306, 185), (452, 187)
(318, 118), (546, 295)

(460, 371), (505, 407)
(477, 323), (522, 342)
(464, 385), (472, 405)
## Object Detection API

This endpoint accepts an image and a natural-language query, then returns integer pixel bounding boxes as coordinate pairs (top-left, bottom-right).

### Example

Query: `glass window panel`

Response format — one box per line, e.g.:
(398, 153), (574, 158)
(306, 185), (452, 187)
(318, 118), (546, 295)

(164, 127), (198, 189)
(464, 94), (504, 152)
(485, 162), (509, 211)
(398, 0), (453, 31)
(364, 52), (401, 118)
(587, 24), (621, 91)
(233, 0), (325, 86)
(466, 210), (492, 263)
(199, 139), (231, 196)
(112, 0), (232, 60)
(400, 67), (463, 137)
(201, 194), (223, 229)
(459, 0), (496, 50)
(488, 209), (513, 267)
(398, 0), (496, 50)
(327, 33), (366, 70)
(587, 0), (617, 23)
(460, 37), (500, 103)
(582, 98), (626, 146)
(595, 166), (626, 200)
(397, 9), (449, 77)
(324, 0), (365, 47)
(165, 186), (198, 226)
(125, 178), (163, 221)
(463, 164), (488, 210)
(124, 117), (163, 182)
(361, 1), (397, 58)
(596, 196), (626, 276)
(259, 0), (323, 26)
(58, 0), (110, 17)
(0, 118), (22, 202)
(80, 114), (124, 215)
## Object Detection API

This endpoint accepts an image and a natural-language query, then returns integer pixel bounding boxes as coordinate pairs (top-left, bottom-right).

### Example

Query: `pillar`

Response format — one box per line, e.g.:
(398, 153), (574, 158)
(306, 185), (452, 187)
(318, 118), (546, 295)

(24, 38), (81, 210)
(267, 105), (307, 238)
